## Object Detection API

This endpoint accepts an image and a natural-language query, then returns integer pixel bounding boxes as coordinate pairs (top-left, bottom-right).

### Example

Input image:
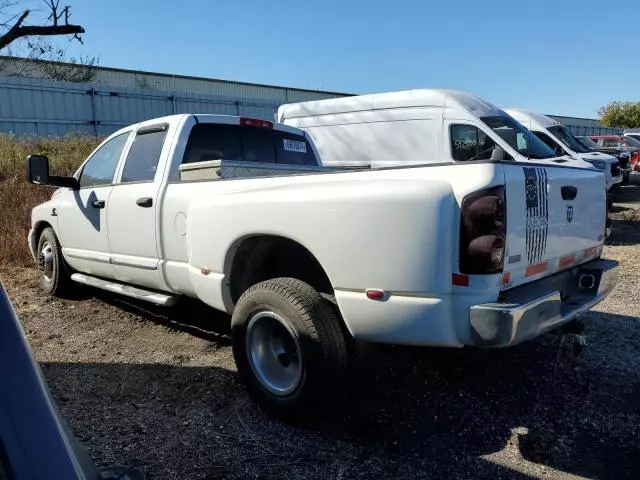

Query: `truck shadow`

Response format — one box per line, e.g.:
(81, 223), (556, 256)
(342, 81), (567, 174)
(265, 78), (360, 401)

(50, 289), (640, 479)
(90, 289), (232, 345)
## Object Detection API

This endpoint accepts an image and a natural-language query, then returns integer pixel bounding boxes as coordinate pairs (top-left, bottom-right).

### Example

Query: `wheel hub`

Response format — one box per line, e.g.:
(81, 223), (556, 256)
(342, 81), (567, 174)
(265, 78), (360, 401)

(38, 241), (54, 282)
(246, 311), (302, 396)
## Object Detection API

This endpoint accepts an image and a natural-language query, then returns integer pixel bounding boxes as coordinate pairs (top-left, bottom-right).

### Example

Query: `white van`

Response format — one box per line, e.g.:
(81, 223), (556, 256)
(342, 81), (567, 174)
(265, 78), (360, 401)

(276, 89), (590, 171)
(504, 108), (622, 190)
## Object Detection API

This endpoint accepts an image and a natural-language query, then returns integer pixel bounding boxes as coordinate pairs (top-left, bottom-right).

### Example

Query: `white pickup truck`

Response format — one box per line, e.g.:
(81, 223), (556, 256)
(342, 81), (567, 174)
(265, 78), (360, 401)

(26, 90), (619, 417)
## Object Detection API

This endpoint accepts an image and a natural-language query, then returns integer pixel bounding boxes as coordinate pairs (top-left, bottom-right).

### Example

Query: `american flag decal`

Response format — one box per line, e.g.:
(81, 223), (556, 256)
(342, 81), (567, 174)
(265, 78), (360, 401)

(523, 167), (549, 263)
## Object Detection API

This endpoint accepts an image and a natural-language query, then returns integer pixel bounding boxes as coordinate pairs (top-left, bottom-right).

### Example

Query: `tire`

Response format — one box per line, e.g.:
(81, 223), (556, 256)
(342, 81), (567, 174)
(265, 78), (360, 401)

(36, 227), (72, 296)
(231, 278), (349, 418)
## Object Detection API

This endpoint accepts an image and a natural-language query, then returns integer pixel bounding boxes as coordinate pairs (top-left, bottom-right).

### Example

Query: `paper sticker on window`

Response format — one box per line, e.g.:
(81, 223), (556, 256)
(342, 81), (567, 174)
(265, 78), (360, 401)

(283, 139), (307, 153)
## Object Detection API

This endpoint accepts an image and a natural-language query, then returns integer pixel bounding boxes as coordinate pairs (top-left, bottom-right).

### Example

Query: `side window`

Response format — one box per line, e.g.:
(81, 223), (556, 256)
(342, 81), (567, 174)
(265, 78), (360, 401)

(120, 126), (168, 183)
(451, 124), (481, 161)
(533, 131), (563, 152)
(79, 132), (129, 188)
(602, 138), (620, 147)
(275, 132), (317, 166)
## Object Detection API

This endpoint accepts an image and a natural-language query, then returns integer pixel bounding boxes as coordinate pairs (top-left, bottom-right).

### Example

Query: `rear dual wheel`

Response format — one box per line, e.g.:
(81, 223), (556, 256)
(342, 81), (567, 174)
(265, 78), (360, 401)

(231, 278), (349, 418)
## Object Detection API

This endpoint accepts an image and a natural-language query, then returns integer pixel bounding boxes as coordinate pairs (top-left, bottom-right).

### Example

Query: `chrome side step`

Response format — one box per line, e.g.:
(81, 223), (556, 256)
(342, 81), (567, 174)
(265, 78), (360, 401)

(70, 273), (178, 306)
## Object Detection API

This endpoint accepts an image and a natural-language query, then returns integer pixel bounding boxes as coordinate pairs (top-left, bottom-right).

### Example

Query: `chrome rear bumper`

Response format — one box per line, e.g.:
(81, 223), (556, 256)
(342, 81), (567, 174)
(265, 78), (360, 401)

(469, 259), (619, 347)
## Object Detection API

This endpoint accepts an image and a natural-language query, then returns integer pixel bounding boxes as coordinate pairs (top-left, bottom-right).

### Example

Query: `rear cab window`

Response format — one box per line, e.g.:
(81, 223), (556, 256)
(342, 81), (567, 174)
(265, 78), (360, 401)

(178, 122), (318, 179)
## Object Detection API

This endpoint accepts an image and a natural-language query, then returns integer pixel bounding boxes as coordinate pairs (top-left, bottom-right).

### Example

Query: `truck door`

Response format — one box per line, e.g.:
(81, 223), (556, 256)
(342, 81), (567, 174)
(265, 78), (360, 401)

(56, 132), (130, 279)
(107, 124), (169, 291)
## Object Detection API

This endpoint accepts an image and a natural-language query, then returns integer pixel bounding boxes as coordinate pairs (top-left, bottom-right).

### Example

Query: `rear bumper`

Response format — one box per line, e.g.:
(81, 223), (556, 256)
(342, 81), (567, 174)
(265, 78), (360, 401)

(469, 259), (618, 347)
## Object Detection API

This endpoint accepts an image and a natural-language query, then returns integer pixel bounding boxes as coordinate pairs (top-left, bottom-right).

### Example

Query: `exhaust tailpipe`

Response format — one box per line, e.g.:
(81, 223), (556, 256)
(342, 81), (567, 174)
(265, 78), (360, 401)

(579, 273), (596, 290)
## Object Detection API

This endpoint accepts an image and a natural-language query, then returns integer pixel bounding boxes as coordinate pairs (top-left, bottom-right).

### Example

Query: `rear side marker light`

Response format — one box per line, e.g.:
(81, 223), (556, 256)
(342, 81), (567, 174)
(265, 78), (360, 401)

(559, 255), (575, 267)
(525, 262), (548, 277)
(240, 117), (273, 129)
(366, 289), (385, 300)
(584, 247), (597, 259)
(452, 274), (469, 287)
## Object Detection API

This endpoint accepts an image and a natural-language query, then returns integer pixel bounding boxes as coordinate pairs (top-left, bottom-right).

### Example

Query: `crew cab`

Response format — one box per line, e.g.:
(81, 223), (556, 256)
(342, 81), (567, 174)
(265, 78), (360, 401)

(26, 93), (618, 417)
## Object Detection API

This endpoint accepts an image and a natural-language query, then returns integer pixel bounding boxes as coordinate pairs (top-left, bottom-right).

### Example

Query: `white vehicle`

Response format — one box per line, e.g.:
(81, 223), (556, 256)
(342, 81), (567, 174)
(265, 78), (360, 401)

(504, 108), (622, 190)
(27, 101), (618, 417)
(623, 128), (640, 143)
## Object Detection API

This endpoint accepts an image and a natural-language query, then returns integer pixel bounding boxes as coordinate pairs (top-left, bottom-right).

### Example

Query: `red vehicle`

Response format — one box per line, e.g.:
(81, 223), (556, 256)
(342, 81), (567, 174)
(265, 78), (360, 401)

(589, 135), (640, 172)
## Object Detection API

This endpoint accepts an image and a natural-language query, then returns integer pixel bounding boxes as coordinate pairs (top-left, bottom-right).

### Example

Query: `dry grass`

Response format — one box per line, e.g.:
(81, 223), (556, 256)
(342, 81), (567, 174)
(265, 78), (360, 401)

(0, 134), (101, 265)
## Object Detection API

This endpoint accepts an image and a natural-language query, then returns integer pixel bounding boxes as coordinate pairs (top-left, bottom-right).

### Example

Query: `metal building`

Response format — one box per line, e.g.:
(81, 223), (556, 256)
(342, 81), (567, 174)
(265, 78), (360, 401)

(0, 55), (620, 137)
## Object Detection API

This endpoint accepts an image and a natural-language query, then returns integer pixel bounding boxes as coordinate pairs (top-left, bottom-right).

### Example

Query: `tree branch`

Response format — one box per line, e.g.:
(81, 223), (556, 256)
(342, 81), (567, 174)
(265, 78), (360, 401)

(0, 8), (84, 51)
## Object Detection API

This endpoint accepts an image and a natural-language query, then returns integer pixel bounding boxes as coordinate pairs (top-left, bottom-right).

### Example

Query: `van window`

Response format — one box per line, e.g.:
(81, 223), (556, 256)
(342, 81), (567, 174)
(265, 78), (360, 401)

(547, 125), (591, 153)
(481, 116), (555, 159)
(120, 127), (167, 183)
(176, 123), (317, 179)
(533, 131), (564, 153)
(450, 124), (494, 161)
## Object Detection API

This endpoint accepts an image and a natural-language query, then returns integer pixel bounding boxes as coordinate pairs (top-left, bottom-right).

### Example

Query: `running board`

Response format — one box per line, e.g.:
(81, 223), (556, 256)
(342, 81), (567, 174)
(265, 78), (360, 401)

(70, 273), (177, 306)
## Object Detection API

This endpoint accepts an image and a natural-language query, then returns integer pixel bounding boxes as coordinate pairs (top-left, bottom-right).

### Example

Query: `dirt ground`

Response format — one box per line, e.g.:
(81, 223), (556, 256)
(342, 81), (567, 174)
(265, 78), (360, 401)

(2, 186), (640, 480)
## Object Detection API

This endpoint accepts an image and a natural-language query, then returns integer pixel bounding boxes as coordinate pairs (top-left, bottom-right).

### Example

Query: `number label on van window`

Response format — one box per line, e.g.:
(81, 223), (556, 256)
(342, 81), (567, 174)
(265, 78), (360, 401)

(283, 139), (307, 153)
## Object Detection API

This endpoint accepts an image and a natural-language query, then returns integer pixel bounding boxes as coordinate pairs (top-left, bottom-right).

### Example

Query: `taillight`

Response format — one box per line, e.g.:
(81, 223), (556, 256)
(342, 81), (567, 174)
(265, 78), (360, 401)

(632, 151), (640, 171)
(240, 117), (273, 129)
(459, 186), (506, 274)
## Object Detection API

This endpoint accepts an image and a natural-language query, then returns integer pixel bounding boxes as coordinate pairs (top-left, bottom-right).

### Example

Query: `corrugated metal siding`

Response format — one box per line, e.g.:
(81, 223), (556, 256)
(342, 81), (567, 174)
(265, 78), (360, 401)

(0, 74), (346, 136)
(548, 115), (622, 136)
(0, 58), (619, 138)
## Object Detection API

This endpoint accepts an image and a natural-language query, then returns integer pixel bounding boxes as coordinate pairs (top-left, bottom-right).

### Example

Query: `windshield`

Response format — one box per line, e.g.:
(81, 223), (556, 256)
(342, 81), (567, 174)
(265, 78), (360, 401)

(624, 135), (640, 147)
(480, 115), (556, 159)
(548, 125), (591, 154)
(576, 136), (598, 149)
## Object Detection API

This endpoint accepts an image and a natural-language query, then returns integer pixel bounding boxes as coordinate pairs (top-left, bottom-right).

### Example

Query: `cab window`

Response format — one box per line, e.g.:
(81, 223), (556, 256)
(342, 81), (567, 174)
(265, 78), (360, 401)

(450, 124), (493, 161)
(175, 123), (316, 179)
(78, 132), (130, 188)
(120, 126), (168, 183)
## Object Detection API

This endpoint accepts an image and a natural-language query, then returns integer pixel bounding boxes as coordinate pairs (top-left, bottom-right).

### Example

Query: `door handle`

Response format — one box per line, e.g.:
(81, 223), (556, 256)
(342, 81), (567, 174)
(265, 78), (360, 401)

(136, 197), (153, 208)
(91, 200), (105, 209)
(561, 186), (578, 201)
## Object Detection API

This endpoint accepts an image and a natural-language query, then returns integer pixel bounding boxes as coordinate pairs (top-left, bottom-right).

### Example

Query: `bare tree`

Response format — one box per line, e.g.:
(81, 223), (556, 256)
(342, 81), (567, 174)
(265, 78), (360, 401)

(0, 0), (85, 51)
(0, 1), (98, 82)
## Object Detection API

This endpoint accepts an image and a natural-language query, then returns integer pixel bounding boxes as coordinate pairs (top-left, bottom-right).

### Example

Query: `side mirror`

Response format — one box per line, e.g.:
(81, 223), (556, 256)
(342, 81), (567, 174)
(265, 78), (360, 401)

(26, 155), (50, 185)
(25, 154), (79, 190)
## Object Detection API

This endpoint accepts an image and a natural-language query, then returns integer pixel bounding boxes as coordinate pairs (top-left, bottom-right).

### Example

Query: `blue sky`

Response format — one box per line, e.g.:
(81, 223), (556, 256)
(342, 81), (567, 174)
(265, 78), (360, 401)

(35, 0), (640, 118)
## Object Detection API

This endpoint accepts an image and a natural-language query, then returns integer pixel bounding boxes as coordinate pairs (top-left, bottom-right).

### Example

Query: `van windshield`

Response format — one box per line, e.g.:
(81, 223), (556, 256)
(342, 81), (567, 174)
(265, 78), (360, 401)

(576, 136), (598, 149)
(480, 116), (556, 159)
(548, 125), (591, 154)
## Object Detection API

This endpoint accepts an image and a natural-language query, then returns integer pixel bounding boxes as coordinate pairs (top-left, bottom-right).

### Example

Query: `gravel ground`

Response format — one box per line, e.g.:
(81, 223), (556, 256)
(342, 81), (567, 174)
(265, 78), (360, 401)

(2, 187), (640, 480)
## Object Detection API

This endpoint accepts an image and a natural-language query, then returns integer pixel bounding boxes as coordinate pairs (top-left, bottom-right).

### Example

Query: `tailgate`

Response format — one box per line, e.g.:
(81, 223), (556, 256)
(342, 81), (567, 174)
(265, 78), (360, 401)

(502, 162), (606, 290)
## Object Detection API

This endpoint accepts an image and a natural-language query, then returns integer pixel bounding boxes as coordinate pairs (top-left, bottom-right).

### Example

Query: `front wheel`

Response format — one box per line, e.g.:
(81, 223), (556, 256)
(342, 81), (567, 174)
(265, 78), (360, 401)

(231, 278), (349, 418)
(37, 227), (72, 296)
